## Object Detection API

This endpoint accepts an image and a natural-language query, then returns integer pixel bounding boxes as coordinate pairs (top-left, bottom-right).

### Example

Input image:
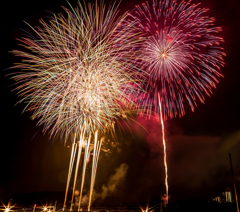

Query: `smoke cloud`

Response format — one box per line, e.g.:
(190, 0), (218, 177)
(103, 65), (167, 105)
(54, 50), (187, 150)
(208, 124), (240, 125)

(100, 163), (128, 199)
(79, 163), (128, 206)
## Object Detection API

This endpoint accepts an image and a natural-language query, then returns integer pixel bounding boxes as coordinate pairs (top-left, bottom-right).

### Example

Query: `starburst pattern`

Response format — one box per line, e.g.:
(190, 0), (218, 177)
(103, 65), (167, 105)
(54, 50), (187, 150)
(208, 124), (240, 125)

(129, 0), (226, 118)
(11, 1), (140, 139)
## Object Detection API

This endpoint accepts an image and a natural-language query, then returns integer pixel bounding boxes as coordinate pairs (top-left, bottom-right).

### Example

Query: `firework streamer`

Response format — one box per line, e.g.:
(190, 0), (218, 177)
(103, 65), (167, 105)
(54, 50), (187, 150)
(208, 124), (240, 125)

(64, 134), (77, 209)
(78, 134), (91, 211)
(158, 92), (168, 199)
(70, 143), (82, 211)
(11, 0), (142, 210)
(88, 131), (103, 211)
(70, 130), (85, 211)
(129, 0), (226, 202)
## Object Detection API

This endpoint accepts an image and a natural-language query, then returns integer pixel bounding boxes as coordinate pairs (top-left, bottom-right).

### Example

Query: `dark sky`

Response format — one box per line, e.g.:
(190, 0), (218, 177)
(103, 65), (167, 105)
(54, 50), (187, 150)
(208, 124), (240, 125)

(1, 0), (240, 206)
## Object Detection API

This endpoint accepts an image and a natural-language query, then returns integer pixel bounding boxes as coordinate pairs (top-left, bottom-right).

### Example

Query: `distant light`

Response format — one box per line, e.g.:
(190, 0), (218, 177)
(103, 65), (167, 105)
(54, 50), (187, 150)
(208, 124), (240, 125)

(162, 53), (166, 57)
(44, 207), (47, 211)
(5, 208), (10, 212)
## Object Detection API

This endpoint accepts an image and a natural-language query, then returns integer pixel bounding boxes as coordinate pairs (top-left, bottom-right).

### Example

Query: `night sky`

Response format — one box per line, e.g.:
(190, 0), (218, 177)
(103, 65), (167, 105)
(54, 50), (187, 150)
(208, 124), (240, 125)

(1, 0), (240, 206)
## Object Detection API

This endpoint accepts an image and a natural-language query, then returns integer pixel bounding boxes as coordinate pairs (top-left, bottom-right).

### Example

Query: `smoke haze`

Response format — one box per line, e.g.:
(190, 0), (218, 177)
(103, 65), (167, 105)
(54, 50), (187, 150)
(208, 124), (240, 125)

(79, 163), (128, 205)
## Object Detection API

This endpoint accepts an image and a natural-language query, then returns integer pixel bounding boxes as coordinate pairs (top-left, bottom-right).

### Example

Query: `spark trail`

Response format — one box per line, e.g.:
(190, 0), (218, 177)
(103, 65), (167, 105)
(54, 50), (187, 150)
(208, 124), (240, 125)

(158, 93), (168, 200)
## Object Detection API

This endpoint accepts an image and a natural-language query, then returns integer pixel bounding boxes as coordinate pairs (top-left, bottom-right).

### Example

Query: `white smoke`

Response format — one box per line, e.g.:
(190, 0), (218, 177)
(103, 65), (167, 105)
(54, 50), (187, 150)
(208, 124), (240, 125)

(99, 163), (128, 199)
(78, 163), (128, 206)
(80, 193), (89, 206)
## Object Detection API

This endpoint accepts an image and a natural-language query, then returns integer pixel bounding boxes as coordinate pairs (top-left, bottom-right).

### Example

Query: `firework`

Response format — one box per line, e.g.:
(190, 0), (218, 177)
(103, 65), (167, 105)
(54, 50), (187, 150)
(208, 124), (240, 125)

(129, 0), (226, 200)
(11, 0), (141, 210)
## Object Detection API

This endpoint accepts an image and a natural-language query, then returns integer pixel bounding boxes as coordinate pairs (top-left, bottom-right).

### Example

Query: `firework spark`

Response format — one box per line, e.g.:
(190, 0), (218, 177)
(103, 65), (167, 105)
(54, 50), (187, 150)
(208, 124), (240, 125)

(11, 0), (141, 210)
(129, 0), (226, 201)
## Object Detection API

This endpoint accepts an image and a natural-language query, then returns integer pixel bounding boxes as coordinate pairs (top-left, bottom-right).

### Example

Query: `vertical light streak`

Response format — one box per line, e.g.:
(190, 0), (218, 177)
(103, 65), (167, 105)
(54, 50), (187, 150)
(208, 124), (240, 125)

(64, 134), (77, 210)
(70, 136), (83, 211)
(78, 134), (91, 211)
(158, 92), (168, 202)
(88, 135), (102, 210)
(88, 130), (102, 211)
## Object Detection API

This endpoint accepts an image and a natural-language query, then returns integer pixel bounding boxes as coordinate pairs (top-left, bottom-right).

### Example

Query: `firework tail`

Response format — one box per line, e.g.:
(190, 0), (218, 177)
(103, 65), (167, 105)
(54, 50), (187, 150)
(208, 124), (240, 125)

(70, 128), (85, 211)
(78, 134), (91, 211)
(88, 131), (99, 211)
(158, 92), (168, 202)
(63, 133), (77, 210)
(70, 145), (81, 211)
(88, 131), (103, 211)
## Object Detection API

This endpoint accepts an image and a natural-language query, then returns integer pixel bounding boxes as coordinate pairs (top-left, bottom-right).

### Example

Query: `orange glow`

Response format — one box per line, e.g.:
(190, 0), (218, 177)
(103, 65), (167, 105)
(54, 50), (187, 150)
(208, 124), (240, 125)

(1, 201), (15, 212)
(162, 53), (166, 57)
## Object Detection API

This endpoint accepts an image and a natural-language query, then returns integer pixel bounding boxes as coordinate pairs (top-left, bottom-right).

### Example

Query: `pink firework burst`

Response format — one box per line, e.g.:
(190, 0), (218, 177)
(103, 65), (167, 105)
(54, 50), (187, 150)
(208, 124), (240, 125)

(130, 0), (226, 118)
(128, 0), (226, 201)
